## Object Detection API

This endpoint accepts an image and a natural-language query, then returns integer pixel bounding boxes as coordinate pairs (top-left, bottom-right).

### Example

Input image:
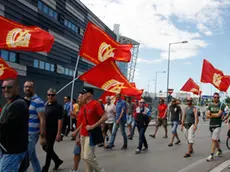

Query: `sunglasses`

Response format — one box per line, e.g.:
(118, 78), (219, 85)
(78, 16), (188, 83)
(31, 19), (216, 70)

(213, 97), (219, 99)
(187, 100), (192, 102)
(1, 85), (13, 90)
(47, 94), (56, 97)
(140, 102), (145, 104)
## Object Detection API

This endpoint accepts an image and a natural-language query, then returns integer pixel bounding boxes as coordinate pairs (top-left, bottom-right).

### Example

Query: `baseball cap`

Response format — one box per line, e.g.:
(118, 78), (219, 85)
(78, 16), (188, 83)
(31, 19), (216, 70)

(81, 87), (94, 95)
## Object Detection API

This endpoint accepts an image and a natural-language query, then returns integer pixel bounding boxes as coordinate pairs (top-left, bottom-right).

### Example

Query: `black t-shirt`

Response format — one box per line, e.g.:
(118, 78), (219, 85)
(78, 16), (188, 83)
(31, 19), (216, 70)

(45, 102), (63, 135)
(169, 105), (181, 122)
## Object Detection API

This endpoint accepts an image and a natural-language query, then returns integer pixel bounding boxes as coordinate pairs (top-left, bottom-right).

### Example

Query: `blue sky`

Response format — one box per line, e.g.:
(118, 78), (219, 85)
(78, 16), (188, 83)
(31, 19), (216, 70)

(83, 0), (230, 96)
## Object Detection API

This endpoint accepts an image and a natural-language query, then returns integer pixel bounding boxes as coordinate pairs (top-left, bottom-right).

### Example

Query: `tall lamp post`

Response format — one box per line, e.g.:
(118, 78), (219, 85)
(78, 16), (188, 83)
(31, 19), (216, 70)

(155, 71), (166, 99)
(166, 41), (188, 104)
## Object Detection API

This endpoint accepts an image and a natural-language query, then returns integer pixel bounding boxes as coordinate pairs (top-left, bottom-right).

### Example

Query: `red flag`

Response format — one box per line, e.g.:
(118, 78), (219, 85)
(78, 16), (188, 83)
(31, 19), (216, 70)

(79, 58), (142, 96)
(180, 78), (202, 95)
(0, 58), (17, 80)
(201, 59), (229, 92)
(130, 82), (136, 88)
(79, 22), (133, 65)
(0, 16), (54, 52)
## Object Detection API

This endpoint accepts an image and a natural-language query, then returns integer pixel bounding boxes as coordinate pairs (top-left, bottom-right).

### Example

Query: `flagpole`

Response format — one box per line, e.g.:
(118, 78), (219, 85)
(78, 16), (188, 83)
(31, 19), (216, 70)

(196, 82), (202, 111)
(69, 55), (80, 130)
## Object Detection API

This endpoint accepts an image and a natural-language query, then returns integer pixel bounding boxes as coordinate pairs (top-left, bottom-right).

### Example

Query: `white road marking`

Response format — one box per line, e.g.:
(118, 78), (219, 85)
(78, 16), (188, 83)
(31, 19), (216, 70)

(178, 150), (230, 172)
(209, 159), (230, 172)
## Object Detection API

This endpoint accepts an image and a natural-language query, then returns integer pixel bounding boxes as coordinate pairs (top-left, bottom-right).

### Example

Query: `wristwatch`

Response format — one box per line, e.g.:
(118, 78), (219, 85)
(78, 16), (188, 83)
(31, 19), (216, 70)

(40, 133), (45, 137)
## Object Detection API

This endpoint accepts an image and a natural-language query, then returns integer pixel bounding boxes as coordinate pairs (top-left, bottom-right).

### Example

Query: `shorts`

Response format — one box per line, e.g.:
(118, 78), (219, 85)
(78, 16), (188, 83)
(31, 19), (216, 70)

(157, 118), (167, 127)
(127, 115), (134, 125)
(103, 123), (113, 134)
(210, 127), (221, 141)
(171, 121), (179, 134)
(184, 124), (195, 143)
(73, 144), (81, 155)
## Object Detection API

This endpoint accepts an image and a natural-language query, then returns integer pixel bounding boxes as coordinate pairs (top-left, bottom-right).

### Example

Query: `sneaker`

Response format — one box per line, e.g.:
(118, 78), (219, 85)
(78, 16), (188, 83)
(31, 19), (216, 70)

(70, 169), (79, 172)
(168, 143), (173, 147)
(206, 155), (214, 162)
(104, 145), (112, 150)
(215, 150), (223, 157)
(228, 165), (230, 169)
(53, 160), (63, 170)
(121, 145), (127, 150)
(135, 149), (141, 154)
(175, 140), (181, 145)
(142, 147), (148, 151)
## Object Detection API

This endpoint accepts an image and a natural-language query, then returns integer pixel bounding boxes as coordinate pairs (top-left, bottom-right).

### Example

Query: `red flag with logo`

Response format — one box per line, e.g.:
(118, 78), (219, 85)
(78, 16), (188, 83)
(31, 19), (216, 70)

(0, 58), (17, 80)
(79, 22), (133, 65)
(79, 58), (142, 96)
(201, 59), (229, 92)
(180, 78), (202, 95)
(0, 16), (54, 52)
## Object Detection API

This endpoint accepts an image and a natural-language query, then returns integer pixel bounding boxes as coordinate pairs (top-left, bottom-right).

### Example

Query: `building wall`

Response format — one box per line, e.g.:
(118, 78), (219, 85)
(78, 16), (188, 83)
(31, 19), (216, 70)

(0, 0), (114, 104)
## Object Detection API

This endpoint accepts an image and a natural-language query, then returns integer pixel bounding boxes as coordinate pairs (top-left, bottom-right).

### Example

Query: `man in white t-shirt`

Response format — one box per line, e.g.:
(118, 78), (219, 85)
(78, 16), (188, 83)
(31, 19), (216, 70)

(103, 96), (116, 146)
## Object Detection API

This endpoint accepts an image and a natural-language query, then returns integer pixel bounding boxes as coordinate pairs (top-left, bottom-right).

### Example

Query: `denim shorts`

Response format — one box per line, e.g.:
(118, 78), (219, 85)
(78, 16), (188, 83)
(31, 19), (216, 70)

(127, 115), (134, 125)
(73, 144), (81, 155)
(171, 121), (179, 134)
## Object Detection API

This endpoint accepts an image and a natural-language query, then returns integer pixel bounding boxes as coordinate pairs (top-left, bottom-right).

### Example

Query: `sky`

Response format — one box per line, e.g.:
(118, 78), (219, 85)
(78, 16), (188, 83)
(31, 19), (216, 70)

(83, 0), (230, 96)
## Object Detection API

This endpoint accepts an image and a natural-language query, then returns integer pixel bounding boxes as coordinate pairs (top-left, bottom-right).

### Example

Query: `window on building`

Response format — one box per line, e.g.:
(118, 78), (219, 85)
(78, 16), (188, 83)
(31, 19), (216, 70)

(9, 52), (16, 62)
(64, 19), (68, 26)
(1, 50), (8, 61)
(69, 69), (73, 76)
(64, 68), (69, 75)
(38, 1), (58, 20)
(51, 64), (55, 72)
(64, 19), (79, 33)
(39, 61), (45, 69)
(45, 62), (50, 71)
(79, 28), (84, 36)
(34, 59), (39, 68)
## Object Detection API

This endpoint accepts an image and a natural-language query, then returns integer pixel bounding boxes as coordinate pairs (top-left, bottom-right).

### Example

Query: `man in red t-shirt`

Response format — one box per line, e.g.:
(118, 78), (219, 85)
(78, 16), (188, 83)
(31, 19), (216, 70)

(78, 87), (107, 172)
(150, 98), (168, 138)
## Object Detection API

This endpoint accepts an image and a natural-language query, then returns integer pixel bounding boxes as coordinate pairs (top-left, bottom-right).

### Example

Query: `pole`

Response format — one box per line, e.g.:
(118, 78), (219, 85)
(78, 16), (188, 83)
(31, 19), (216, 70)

(166, 44), (171, 104)
(70, 55), (80, 130)
(155, 72), (157, 99)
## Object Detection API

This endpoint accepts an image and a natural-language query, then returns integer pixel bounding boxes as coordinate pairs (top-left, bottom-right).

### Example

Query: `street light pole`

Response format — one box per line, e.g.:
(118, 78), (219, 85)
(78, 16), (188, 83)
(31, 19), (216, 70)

(155, 71), (166, 99)
(166, 41), (188, 104)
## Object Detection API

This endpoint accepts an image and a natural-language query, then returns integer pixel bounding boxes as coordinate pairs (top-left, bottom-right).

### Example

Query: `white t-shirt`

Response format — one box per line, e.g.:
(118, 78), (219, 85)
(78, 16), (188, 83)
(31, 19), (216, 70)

(105, 103), (116, 124)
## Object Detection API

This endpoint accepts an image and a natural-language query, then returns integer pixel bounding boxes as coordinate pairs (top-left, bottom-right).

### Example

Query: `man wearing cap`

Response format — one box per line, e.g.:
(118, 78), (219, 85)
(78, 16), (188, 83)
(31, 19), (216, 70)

(106, 93), (128, 150)
(79, 87), (107, 172)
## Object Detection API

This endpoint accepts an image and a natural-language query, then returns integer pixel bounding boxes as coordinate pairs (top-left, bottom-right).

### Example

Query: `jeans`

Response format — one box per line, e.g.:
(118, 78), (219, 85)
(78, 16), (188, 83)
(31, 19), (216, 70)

(0, 151), (26, 172)
(109, 120), (127, 147)
(130, 120), (137, 138)
(137, 125), (148, 150)
(42, 133), (61, 171)
(171, 121), (179, 134)
(62, 116), (70, 136)
(28, 133), (41, 172)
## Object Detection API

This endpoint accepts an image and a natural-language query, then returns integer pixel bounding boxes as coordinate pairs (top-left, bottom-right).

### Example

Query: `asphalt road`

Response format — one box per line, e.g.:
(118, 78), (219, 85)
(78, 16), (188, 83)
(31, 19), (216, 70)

(28, 119), (230, 172)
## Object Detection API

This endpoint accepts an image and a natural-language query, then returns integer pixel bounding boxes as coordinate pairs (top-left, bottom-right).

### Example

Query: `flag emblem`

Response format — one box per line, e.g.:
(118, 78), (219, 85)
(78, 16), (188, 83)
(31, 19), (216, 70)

(101, 79), (126, 93)
(0, 64), (8, 76)
(98, 42), (115, 62)
(212, 73), (222, 87)
(6, 28), (31, 48)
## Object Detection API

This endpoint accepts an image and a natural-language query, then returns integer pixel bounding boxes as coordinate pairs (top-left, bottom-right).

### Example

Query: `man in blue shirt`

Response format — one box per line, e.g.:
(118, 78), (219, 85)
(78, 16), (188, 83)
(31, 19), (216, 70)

(24, 81), (46, 172)
(106, 93), (128, 150)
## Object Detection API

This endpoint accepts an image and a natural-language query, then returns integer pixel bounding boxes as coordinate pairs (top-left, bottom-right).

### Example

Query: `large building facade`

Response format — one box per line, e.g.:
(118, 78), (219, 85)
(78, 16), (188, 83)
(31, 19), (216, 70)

(0, 0), (117, 104)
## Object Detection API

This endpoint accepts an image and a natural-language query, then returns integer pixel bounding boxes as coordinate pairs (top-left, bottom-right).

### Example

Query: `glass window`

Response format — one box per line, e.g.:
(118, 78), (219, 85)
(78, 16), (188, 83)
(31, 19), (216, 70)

(43, 4), (48, 14)
(39, 61), (45, 69)
(1, 50), (8, 61)
(53, 12), (58, 19)
(65, 68), (69, 75)
(71, 24), (76, 31)
(49, 8), (54, 17)
(34, 59), (39, 68)
(68, 21), (72, 29)
(45, 62), (50, 71)
(75, 26), (79, 33)
(69, 69), (73, 76)
(9, 52), (16, 62)
(64, 19), (68, 26)
(38, 1), (43, 10)
(51, 64), (55, 72)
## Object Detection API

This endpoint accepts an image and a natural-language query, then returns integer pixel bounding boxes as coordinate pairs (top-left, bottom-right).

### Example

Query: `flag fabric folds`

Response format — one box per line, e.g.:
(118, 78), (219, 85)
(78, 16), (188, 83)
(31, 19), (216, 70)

(201, 59), (229, 92)
(0, 16), (54, 52)
(79, 58), (142, 96)
(180, 78), (202, 95)
(0, 58), (18, 80)
(79, 22), (133, 65)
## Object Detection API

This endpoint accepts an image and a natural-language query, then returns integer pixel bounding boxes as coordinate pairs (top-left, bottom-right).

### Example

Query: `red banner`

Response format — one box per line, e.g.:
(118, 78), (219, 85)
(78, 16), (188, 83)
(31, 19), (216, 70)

(79, 22), (133, 65)
(201, 59), (229, 92)
(180, 78), (202, 95)
(79, 58), (142, 96)
(0, 16), (54, 52)
(0, 58), (17, 80)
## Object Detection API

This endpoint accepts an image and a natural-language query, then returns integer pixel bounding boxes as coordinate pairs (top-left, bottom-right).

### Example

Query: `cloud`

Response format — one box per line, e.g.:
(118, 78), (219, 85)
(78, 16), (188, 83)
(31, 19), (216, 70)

(137, 58), (163, 64)
(83, 0), (230, 60)
(197, 23), (213, 36)
(183, 61), (192, 65)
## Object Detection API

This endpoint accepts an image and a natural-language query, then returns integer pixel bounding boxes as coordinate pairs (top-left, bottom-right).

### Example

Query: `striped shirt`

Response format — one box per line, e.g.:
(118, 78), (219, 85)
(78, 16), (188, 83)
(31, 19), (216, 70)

(29, 94), (45, 134)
